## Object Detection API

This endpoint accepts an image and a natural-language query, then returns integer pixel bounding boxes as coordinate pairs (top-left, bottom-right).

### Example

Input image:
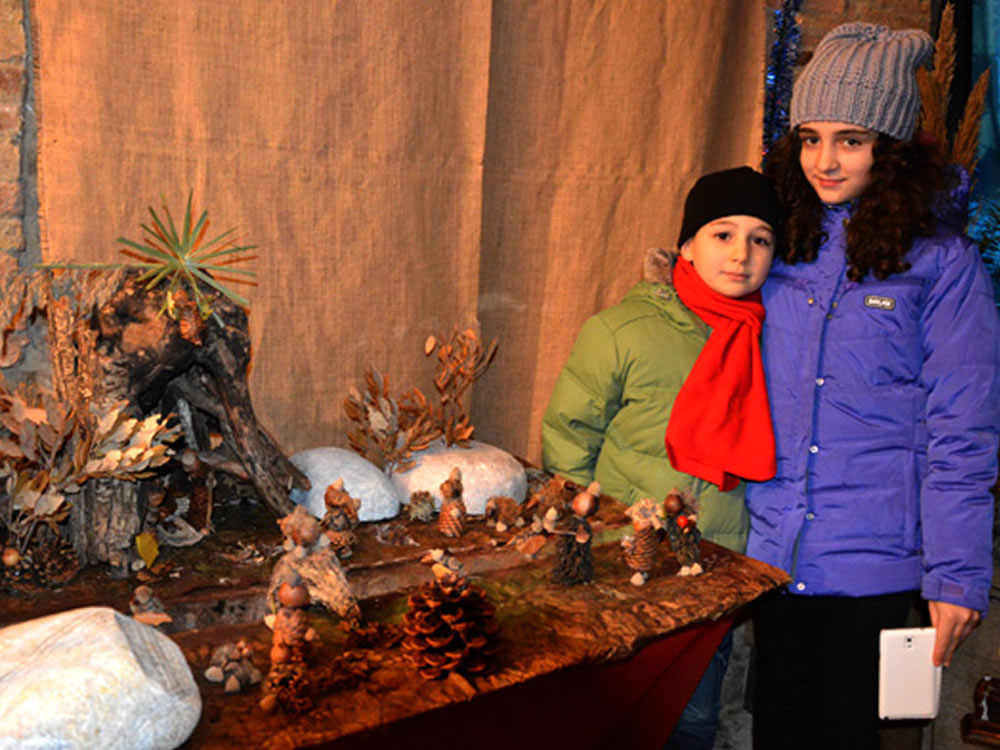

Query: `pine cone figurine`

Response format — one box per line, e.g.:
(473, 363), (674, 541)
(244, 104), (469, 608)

(324, 528), (357, 559)
(664, 490), (703, 575)
(524, 474), (576, 519)
(322, 479), (361, 530)
(402, 560), (498, 680)
(622, 497), (666, 586)
(484, 495), (521, 532)
(552, 481), (600, 586)
(437, 467), (466, 538)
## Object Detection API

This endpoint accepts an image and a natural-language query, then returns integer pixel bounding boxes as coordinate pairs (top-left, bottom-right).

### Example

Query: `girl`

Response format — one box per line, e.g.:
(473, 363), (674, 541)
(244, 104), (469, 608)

(747, 22), (1000, 750)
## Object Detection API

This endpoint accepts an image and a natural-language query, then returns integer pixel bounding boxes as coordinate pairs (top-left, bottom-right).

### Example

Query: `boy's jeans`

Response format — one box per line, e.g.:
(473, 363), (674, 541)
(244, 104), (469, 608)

(664, 628), (733, 750)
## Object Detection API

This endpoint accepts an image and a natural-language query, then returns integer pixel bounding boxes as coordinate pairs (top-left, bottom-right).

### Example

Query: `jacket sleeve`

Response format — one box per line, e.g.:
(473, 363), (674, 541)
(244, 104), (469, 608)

(918, 234), (1000, 615)
(541, 314), (624, 486)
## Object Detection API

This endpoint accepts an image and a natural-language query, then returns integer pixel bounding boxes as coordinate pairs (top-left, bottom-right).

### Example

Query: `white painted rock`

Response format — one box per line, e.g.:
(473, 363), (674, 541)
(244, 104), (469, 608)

(0, 606), (200, 750)
(391, 439), (527, 515)
(290, 446), (400, 522)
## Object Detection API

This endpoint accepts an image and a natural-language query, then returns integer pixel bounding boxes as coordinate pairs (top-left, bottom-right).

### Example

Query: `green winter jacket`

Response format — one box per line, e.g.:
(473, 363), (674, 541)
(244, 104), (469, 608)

(541, 250), (749, 553)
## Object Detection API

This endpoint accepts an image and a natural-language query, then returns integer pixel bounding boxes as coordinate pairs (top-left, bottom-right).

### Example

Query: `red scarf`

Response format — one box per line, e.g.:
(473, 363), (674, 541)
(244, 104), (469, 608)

(664, 257), (776, 491)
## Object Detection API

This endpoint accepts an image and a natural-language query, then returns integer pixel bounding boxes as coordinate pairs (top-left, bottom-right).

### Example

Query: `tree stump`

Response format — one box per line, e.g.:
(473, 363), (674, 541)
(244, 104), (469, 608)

(1, 267), (308, 579)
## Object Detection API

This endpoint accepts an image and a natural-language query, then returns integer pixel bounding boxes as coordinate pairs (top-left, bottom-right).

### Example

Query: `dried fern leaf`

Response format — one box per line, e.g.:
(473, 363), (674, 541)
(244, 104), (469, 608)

(918, 69), (949, 150)
(951, 68), (990, 175)
(933, 5), (956, 108)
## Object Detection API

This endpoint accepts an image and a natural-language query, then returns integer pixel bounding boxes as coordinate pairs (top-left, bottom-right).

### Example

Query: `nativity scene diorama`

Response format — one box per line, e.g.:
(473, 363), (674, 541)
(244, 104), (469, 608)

(0, 198), (788, 749)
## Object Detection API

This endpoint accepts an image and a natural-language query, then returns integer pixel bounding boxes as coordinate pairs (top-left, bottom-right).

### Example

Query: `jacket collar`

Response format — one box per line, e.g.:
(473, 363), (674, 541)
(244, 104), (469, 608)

(629, 247), (705, 333)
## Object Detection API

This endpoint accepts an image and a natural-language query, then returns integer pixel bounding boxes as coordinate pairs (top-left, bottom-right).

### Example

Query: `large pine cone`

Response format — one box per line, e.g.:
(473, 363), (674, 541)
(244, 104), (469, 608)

(402, 575), (498, 680)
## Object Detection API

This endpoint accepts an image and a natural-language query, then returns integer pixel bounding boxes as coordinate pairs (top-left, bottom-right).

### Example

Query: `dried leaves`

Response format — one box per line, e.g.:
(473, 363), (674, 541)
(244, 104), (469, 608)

(918, 4), (991, 176)
(0, 372), (180, 553)
(427, 329), (498, 447)
(344, 328), (498, 473)
(344, 369), (442, 473)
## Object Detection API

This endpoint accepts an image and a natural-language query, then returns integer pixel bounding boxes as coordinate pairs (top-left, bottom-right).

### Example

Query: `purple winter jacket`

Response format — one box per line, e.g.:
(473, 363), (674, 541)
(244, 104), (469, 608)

(746, 202), (1000, 614)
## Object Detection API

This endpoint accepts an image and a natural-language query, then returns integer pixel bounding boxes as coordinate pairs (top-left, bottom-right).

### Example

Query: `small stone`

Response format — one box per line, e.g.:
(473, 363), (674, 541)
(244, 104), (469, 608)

(224, 675), (241, 693)
(204, 665), (225, 683)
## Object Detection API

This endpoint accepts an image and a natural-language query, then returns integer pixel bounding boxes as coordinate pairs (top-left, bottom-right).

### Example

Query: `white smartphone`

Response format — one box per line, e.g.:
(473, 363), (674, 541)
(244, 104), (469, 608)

(878, 627), (942, 719)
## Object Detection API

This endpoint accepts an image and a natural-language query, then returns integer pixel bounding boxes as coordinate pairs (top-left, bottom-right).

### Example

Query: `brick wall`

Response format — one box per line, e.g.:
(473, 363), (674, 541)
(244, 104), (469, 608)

(792, 0), (932, 55)
(0, 0), (24, 262)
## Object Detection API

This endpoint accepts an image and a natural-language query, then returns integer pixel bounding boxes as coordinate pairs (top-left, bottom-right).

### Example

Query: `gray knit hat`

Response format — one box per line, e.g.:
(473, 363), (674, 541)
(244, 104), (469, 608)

(790, 22), (934, 140)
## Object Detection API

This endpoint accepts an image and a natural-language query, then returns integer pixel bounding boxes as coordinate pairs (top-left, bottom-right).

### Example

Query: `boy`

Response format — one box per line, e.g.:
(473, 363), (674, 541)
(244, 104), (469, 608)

(542, 166), (781, 749)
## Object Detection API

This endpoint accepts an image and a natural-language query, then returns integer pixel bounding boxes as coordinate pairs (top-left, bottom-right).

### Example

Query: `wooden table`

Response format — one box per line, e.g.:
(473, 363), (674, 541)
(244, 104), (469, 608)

(0, 477), (789, 750)
(175, 538), (788, 750)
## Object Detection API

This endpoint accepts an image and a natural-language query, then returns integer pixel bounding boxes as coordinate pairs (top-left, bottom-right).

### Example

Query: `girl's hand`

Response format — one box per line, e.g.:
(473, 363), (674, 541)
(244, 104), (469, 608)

(927, 600), (980, 667)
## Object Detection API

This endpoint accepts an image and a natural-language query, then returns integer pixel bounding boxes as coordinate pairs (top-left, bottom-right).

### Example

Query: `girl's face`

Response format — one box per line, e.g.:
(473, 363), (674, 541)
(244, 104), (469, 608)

(797, 121), (877, 204)
(680, 215), (775, 298)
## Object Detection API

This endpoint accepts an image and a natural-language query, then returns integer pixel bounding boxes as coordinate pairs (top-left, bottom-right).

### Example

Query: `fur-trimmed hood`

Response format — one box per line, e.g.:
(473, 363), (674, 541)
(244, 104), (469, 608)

(642, 246), (677, 286)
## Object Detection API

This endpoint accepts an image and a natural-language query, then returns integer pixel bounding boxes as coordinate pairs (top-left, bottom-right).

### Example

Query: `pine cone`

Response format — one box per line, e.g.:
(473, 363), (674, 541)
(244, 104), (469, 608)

(402, 575), (498, 680)
(622, 525), (659, 573)
(438, 498), (466, 537)
(406, 490), (437, 523)
(553, 519), (593, 585)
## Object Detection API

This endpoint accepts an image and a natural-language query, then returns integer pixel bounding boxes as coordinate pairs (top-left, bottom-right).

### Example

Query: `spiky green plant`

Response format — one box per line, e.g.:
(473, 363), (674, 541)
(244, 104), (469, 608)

(39, 193), (256, 320)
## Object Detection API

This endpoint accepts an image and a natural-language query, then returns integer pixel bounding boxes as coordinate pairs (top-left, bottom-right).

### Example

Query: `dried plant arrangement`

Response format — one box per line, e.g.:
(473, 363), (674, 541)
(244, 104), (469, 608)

(0, 373), (180, 580)
(38, 193), (256, 320)
(344, 328), (498, 472)
(917, 4), (991, 176)
(424, 328), (498, 447)
(344, 369), (442, 473)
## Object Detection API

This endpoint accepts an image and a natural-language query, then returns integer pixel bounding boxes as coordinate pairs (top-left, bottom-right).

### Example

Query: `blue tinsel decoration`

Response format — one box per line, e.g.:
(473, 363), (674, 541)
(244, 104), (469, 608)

(967, 196), (1000, 307)
(762, 0), (805, 164)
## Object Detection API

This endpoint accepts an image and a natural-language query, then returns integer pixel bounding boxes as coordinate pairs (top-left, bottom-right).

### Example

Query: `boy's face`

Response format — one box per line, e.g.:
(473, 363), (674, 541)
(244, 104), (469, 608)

(797, 121), (876, 204)
(680, 215), (774, 298)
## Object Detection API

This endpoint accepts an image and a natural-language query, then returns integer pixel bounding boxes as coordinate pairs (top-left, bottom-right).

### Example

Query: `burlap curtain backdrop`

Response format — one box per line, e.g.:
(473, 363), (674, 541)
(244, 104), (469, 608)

(31, 1), (766, 463)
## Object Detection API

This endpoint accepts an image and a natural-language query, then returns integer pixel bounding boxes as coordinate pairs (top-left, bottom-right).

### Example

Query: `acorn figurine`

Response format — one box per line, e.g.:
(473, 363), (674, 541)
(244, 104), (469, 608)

(663, 490), (702, 575)
(260, 579), (318, 714)
(552, 481), (600, 585)
(484, 495), (522, 532)
(321, 479), (362, 558)
(622, 497), (666, 586)
(437, 467), (466, 538)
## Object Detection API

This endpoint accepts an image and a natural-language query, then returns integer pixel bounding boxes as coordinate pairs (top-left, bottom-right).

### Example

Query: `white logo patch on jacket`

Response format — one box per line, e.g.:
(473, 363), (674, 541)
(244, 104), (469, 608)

(864, 294), (896, 311)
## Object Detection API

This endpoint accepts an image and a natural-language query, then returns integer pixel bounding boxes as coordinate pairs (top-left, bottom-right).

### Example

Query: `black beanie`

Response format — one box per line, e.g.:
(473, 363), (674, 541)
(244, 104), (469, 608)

(677, 166), (782, 248)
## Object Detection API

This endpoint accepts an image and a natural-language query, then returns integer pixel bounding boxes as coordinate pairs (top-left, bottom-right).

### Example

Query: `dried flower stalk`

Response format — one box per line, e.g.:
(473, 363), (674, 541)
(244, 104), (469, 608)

(951, 69), (990, 176)
(917, 4), (991, 177)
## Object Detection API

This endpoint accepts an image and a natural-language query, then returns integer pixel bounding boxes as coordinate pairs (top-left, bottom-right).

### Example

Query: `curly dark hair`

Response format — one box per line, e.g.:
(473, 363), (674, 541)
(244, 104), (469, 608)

(764, 129), (949, 281)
